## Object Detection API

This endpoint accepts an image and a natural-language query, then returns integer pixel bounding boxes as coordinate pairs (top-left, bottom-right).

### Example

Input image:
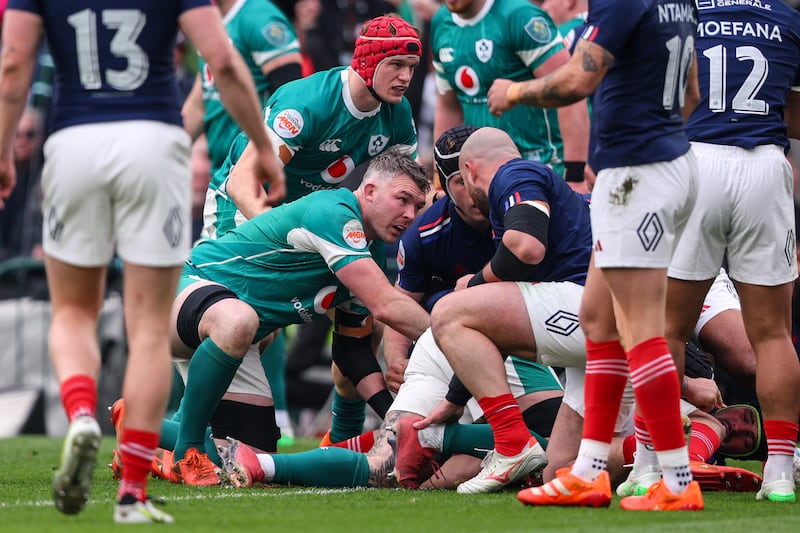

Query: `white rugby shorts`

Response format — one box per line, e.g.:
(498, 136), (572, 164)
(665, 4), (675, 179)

(42, 121), (191, 266)
(592, 151), (698, 269)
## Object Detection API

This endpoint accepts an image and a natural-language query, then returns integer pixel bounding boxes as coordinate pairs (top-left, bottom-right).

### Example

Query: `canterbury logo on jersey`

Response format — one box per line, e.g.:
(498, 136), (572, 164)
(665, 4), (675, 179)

(439, 47), (454, 62)
(321, 155), (355, 184)
(319, 139), (342, 152)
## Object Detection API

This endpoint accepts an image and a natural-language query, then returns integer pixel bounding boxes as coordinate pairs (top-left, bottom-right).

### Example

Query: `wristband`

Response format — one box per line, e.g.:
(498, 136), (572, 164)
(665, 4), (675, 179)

(564, 161), (585, 183)
(506, 82), (522, 106)
(467, 270), (486, 287)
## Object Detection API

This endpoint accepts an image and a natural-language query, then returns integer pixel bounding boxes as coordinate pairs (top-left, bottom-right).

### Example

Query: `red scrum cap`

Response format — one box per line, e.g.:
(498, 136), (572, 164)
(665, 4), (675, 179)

(351, 15), (422, 89)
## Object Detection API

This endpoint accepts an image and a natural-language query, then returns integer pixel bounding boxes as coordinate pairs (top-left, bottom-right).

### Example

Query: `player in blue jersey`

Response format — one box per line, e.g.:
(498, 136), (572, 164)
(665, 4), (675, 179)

(0, 0), (282, 523)
(488, 0), (703, 511)
(383, 125), (565, 488)
(411, 127), (595, 494)
(665, 1), (800, 503)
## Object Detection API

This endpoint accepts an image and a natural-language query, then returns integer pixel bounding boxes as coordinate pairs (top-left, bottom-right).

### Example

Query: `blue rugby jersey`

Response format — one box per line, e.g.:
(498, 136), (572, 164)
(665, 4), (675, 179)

(488, 159), (592, 285)
(581, 0), (698, 170)
(9, 0), (208, 131)
(686, 1), (800, 151)
(396, 196), (495, 307)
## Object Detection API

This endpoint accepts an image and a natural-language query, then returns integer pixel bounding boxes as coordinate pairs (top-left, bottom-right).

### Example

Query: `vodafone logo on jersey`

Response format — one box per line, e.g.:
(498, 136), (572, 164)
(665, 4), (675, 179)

(342, 219), (367, 249)
(273, 109), (304, 138)
(455, 66), (480, 97)
(321, 155), (355, 184)
(313, 286), (338, 315)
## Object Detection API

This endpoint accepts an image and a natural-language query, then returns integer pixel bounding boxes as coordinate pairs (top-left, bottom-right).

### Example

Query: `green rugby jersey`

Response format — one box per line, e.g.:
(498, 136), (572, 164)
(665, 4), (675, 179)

(431, 0), (564, 172)
(186, 188), (386, 340)
(199, 0), (299, 170)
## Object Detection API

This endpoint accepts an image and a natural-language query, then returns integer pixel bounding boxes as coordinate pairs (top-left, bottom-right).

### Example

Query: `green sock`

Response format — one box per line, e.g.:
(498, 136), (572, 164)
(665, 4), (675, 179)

(329, 390), (366, 443)
(159, 418), (220, 465)
(442, 423), (547, 459)
(174, 338), (241, 460)
(272, 447), (369, 487)
(260, 331), (288, 411)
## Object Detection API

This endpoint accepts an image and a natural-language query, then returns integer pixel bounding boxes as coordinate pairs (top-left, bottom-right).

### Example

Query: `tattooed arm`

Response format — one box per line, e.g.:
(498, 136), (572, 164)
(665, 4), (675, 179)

(487, 39), (614, 115)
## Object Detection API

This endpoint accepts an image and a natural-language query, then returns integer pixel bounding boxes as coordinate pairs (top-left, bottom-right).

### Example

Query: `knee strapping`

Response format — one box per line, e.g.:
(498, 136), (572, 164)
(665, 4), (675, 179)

(176, 284), (238, 349)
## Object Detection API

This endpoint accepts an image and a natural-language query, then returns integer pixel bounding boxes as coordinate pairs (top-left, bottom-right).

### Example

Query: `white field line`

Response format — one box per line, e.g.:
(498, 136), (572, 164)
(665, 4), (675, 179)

(0, 487), (360, 509)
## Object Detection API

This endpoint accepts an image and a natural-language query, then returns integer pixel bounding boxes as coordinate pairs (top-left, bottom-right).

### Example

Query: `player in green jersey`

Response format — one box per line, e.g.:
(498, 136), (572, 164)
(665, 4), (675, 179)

(182, 0), (302, 173)
(431, 0), (591, 191)
(165, 150), (431, 484)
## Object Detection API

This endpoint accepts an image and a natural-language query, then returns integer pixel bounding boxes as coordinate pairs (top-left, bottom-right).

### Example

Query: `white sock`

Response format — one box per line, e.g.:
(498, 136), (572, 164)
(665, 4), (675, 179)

(763, 454), (793, 485)
(418, 424), (445, 451)
(657, 446), (690, 494)
(633, 439), (658, 470)
(257, 453), (276, 482)
(571, 439), (610, 482)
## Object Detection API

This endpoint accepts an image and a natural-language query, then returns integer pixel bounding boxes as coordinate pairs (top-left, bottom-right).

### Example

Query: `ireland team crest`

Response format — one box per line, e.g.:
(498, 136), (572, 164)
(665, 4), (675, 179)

(475, 39), (493, 63)
(368, 134), (389, 156)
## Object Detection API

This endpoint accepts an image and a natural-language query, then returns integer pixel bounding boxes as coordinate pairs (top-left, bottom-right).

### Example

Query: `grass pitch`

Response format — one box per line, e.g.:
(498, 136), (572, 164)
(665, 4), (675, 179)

(0, 435), (799, 532)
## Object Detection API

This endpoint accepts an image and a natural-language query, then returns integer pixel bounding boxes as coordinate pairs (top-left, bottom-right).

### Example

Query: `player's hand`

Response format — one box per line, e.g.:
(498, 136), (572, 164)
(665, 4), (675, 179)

(386, 359), (408, 394)
(254, 148), (286, 206)
(683, 376), (725, 412)
(487, 78), (515, 117)
(0, 154), (16, 209)
(413, 399), (464, 430)
(454, 273), (473, 291)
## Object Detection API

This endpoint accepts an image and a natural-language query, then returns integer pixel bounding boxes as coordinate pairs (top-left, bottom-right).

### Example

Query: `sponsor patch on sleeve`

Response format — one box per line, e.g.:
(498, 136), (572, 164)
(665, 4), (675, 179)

(342, 219), (367, 249)
(273, 109), (304, 138)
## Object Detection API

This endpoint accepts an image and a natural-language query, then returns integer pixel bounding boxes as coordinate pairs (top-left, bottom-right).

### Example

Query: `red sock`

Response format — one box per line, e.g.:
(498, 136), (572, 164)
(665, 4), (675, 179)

(764, 419), (799, 457)
(628, 337), (685, 451)
(478, 393), (529, 456)
(583, 338), (628, 443)
(622, 434), (636, 465)
(332, 430), (375, 453)
(688, 421), (720, 462)
(118, 428), (159, 502)
(60, 375), (97, 422)
(634, 413), (653, 446)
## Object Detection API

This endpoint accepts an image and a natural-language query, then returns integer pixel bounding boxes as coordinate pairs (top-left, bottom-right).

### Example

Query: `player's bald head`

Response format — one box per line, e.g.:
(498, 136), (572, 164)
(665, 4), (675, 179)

(460, 127), (521, 171)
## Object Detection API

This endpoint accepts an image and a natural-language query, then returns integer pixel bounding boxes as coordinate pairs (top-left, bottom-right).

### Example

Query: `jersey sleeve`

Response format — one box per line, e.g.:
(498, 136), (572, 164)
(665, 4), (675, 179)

(240, 11), (300, 67)
(583, 0), (647, 57)
(507, 4), (564, 71)
(7, 0), (43, 13)
(287, 196), (373, 273)
(264, 83), (315, 153)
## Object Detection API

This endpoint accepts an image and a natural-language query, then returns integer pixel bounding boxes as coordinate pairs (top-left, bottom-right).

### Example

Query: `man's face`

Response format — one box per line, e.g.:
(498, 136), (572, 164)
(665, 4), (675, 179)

(448, 173), (486, 223)
(364, 174), (427, 243)
(443, 0), (482, 17)
(373, 56), (420, 104)
(13, 113), (41, 163)
(461, 163), (490, 217)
